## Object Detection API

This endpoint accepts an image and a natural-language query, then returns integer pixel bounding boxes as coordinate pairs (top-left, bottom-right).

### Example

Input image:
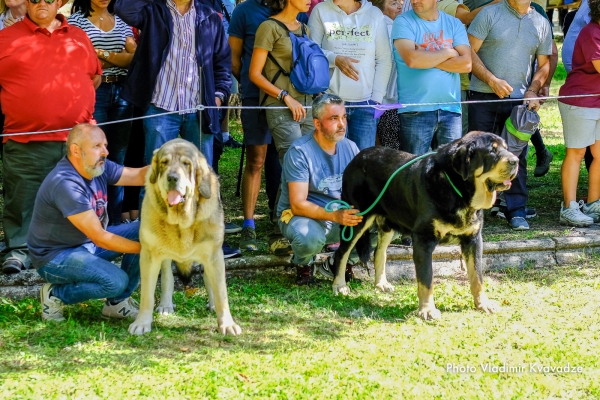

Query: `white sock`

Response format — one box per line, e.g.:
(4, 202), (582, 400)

(222, 131), (230, 141)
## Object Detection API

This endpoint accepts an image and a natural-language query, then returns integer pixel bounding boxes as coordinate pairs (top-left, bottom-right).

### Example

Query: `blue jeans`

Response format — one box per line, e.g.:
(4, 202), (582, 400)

(94, 82), (133, 225)
(399, 110), (462, 155)
(278, 216), (377, 265)
(346, 100), (378, 150)
(36, 222), (141, 305)
(143, 104), (214, 166)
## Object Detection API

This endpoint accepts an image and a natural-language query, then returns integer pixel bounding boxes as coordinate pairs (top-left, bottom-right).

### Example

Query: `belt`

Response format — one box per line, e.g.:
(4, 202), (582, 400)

(101, 75), (126, 84)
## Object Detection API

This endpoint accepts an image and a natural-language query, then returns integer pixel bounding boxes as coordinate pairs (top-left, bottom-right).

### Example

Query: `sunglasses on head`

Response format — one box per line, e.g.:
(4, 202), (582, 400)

(28, 0), (57, 4)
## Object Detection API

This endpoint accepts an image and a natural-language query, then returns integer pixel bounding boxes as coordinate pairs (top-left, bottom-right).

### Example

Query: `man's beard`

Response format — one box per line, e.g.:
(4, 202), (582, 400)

(323, 128), (346, 143)
(82, 152), (106, 178)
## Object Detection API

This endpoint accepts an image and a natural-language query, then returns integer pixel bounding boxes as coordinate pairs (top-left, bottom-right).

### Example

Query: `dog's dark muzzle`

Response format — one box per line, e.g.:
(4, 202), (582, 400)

(167, 173), (180, 190)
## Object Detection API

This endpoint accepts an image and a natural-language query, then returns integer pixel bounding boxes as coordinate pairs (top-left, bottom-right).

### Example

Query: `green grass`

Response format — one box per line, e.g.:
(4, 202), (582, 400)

(2, 263), (600, 398)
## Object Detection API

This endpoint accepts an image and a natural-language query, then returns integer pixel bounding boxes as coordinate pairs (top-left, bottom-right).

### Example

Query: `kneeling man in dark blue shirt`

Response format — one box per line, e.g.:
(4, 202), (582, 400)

(28, 123), (149, 322)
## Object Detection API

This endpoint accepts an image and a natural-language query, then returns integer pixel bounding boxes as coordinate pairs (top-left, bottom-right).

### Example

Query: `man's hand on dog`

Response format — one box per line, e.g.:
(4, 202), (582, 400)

(335, 208), (363, 226)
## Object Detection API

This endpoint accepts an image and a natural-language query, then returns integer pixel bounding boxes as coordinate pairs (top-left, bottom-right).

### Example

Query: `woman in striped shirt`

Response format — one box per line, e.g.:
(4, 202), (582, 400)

(69, 0), (137, 226)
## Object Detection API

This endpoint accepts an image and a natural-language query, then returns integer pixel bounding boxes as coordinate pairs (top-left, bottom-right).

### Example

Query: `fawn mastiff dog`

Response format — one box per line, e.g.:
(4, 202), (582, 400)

(128, 139), (241, 336)
(331, 132), (519, 320)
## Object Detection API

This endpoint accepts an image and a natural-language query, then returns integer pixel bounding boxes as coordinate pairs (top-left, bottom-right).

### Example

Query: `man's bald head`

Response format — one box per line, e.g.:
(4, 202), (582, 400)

(67, 124), (109, 179)
(67, 123), (102, 156)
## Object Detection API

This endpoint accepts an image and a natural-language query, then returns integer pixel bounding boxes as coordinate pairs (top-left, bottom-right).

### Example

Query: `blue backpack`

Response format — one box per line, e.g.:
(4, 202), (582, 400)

(265, 19), (330, 97)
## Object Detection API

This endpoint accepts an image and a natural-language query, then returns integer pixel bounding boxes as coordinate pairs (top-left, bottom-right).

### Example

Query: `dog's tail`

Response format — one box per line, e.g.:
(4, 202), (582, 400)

(175, 261), (193, 287)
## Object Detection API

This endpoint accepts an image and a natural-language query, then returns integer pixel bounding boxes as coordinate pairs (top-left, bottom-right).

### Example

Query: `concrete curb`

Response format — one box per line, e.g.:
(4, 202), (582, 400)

(3, 235), (600, 300)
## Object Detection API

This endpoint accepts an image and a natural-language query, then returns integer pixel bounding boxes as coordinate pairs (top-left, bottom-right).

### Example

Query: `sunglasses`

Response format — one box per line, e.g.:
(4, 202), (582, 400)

(28, 0), (57, 4)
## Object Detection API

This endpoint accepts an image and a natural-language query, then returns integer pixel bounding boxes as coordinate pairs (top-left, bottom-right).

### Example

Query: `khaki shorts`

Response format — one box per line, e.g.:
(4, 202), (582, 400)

(558, 101), (600, 148)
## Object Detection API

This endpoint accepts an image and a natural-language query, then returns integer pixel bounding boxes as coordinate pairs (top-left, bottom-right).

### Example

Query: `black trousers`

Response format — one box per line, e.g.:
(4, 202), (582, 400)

(468, 91), (528, 219)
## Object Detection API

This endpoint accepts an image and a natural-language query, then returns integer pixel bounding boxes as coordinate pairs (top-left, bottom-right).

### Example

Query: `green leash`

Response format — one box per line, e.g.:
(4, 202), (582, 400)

(325, 151), (463, 242)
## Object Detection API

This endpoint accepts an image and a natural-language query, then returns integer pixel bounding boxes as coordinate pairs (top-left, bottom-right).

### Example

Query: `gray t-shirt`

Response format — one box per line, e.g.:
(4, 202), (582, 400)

(468, 0), (553, 98)
(277, 132), (359, 217)
(27, 157), (124, 269)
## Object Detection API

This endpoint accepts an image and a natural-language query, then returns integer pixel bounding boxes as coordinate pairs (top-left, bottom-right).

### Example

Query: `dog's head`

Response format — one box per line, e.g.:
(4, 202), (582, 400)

(148, 139), (213, 207)
(449, 131), (519, 193)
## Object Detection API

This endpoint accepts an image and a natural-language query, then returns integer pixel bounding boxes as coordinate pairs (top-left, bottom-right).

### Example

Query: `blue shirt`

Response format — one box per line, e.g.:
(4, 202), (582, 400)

(563, 0), (590, 73)
(277, 133), (359, 217)
(228, 0), (308, 99)
(28, 157), (124, 269)
(391, 10), (469, 113)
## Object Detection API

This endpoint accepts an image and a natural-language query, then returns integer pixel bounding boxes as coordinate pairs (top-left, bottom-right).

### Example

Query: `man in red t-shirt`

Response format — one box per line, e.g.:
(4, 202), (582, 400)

(0, 0), (101, 274)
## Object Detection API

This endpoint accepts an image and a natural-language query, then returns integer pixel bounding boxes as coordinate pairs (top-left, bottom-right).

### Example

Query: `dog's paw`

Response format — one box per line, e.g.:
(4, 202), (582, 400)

(218, 320), (242, 336)
(418, 307), (441, 321)
(155, 304), (175, 315)
(476, 299), (500, 314)
(333, 284), (351, 296)
(128, 319), (153, 335)
(375, 281), (395, 293)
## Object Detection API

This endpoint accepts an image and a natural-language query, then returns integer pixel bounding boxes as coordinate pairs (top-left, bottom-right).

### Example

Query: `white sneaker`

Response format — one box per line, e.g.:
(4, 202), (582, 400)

(102, 298), (139, 320)
(582, 199), (600, 222)
(40, 283), (65, 322)
(560, 201), (594, 227)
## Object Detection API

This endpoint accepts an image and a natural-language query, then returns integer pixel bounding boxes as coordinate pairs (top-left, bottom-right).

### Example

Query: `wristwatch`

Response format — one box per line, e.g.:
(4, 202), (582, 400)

(102, 51), (110, 60)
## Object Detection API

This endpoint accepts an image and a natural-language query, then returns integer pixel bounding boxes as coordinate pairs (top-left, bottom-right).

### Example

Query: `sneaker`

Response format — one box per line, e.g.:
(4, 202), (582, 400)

(240, 226), (258, 251)
(582, 199), (600, 222)
(225, 222), (242, 234)
(508, 216), (529, 230)
(316, 257), (335, 279)
(224, 136), (243, 148)
(534, 148), (553, 177)
(563, 200), (595, 226)
(269, 234), (293, 256)
(295, 264), (316, 285)
(223, 241), (242, 259)
(40, 283), (65, 322)
(316, 257), (357, 281)
(102, 297), (139, 320)
(2, 258), (25, 274)
(496, 207), (537, 219)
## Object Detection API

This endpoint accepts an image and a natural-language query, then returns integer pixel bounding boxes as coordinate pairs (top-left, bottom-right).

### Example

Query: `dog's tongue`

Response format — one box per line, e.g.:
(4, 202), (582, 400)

(503, 179), (512, 187)
(167, 190), (182, 205)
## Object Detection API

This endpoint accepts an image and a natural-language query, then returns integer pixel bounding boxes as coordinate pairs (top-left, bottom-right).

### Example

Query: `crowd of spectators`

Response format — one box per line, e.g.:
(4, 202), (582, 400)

(0, 0), (599, 288)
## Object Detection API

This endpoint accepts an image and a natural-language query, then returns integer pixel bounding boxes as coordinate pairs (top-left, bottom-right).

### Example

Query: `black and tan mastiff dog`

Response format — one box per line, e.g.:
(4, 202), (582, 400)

(129, 139), (241, 336)
(331, 132), (519, 320)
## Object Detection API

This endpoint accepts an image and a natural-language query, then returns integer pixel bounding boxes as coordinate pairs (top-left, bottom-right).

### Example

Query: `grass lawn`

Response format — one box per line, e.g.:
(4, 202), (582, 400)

(2, 263), (600, 398)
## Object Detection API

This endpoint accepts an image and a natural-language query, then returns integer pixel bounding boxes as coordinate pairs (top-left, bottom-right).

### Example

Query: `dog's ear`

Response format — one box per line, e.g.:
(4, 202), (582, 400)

(452, 144), (471, 181)
(149, 149), (160, 184)
(195, 158), (212, 199)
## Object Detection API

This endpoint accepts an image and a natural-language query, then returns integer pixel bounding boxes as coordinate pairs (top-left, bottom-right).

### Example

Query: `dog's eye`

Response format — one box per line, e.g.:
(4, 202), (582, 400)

(182, 160), (191, 167)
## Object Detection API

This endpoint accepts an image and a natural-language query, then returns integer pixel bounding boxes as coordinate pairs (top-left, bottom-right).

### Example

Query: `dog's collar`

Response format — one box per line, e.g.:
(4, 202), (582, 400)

(443, 171), (463, 198)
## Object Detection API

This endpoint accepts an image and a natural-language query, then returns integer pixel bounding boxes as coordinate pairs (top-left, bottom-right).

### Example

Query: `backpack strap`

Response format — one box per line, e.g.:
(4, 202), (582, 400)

(220, 1), (231, 22)
(260, 18), (294, 106)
